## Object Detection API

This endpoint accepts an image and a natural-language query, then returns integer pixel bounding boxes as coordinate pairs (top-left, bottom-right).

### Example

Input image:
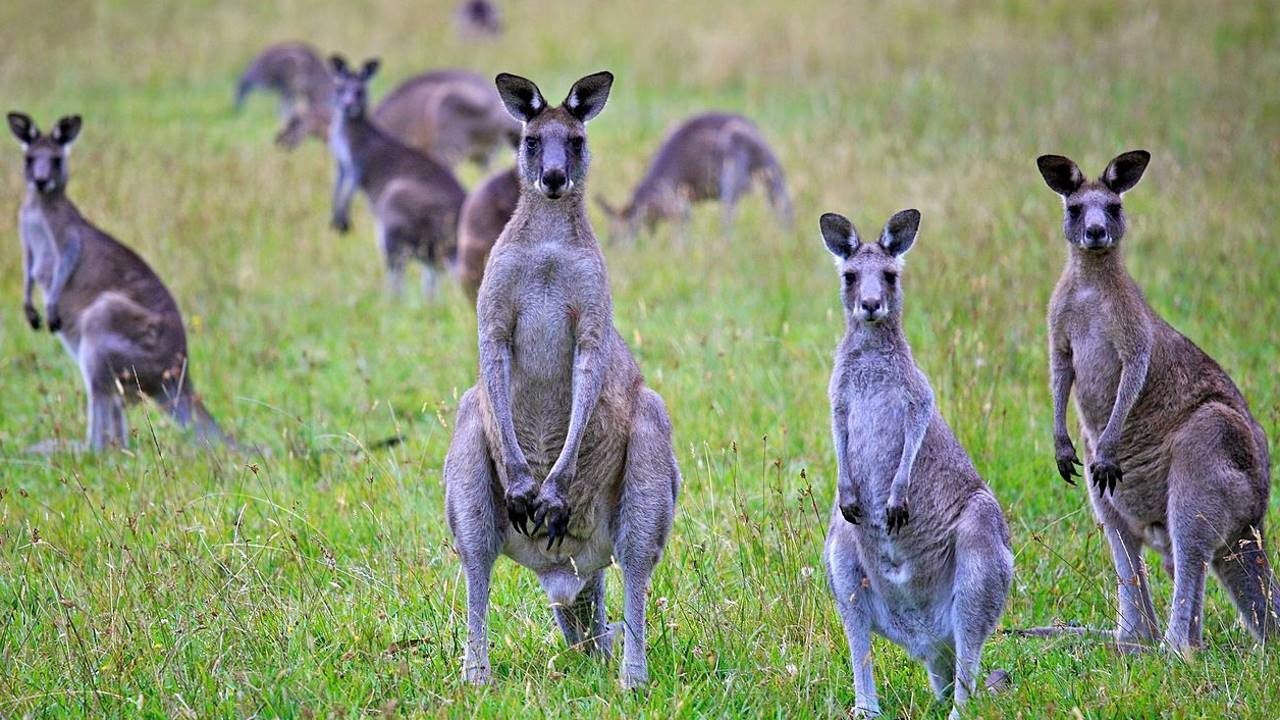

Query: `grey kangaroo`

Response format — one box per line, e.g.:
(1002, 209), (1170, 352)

(328, 56), (467, 297)
(596, 112), (791, 240)
(455, 165), (518, 303)
(372, 69), (519, 169)
(444, 71), (680, 689)
(456, 0), (503, 38)
(1037, 151), (1277, 653)
(235, 42), (333, 149)
(821, 210), (1012, 719)
(8, 112), (226, 450)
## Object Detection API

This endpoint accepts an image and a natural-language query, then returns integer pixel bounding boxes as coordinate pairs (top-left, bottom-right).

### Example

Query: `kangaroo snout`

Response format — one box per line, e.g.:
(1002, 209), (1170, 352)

(1084, 223), (1108, 247)
(539, 168), (570, 198)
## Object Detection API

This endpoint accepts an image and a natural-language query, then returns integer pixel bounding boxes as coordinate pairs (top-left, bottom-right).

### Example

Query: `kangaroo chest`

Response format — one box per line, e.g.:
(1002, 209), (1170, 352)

(19, 202), (58, 291)
(842, 364), (907, 502)
(1061, 287), (1124, 433)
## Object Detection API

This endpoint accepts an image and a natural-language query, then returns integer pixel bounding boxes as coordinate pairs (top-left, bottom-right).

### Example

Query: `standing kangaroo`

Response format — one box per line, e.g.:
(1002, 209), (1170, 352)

(1037, 151), (1277, 653)
(235, 42), (334, 149)
(8, 112), (227, 450)
(821, 210), (1012, 719)
(596, 112), (791, 240)
(455, 165), (518, 303)
(328, 56), (467, 297)
(444, 71), (680, 689)
(373, 69), (520, 169)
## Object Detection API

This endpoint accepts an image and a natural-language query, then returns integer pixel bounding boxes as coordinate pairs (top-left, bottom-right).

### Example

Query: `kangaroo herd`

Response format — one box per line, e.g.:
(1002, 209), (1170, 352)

(5, 11), (1277, 718)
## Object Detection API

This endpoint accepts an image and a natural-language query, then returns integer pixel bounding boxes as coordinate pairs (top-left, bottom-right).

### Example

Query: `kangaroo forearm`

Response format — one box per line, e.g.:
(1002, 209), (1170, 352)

(1100, 352), (1149, 449)
(548, 349), (605, 479)
(891, 404), (929, 501)
(48, 237), (82, 304)
(478, 340), (528, 472)
(1051, 367), (1074, 440)
(832, 411), (856, 502)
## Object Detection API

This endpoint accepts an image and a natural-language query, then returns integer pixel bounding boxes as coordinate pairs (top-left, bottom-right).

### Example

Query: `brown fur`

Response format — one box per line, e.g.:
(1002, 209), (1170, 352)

(372, 69), (519, 168)
(456, 166), (519, 302)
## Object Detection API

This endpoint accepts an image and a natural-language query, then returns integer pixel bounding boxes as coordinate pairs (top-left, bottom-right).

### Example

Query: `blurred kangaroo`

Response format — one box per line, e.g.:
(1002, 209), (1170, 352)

(821, 210), (1012, 719)
(328, 55), (467, 297)
(596, 112), (791, 240)
(373, 69), (520, 169)
(8, 112), (227, 450)
(444, 71), (679, 689)
(456, 0), (502, 38)
(1037, 151), (1277, 653)
(235, 42), (333, 149)
(455, 165), (518, 302)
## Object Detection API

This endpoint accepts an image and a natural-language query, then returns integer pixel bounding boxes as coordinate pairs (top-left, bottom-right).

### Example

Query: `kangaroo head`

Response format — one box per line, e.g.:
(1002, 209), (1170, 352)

(328, 55), (380, 120)
(1037, 150), (1149, 253)
(821, 209), (920, 326)
(8, 112), (80, 195)
(496, 70), (613, 201)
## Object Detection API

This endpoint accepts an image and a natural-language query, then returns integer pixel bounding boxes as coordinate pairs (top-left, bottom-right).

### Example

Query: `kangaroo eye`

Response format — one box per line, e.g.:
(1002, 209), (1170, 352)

(843, 272), (858, 287)
(1106, 203), (1122, 217)
(1067, 204), (1083, 219)
(884, 271), (898, 286)
(524, 136), (540, 152)
(569, 136), (585, 153)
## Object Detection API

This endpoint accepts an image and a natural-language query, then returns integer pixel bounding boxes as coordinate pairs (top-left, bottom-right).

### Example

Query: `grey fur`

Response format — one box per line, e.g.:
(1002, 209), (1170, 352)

(235, 42), (334, 149)
(455, 0), (503, 39)
(444, 71), (679, 689)
(327, 55), (467, 298)
(1038, 151), (1277, 653)
(372, 69), (519, 169)
(596, 112), (791, 240)
(8, 112), (227, 450)
(821, 210), (1012, 719)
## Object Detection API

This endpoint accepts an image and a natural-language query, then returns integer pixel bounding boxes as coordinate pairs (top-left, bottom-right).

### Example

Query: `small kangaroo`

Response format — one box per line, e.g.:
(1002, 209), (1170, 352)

(372, 69), (520, 169)
(1037, 151), (1277, 653)
(820, 210), (1012, 719)
(327, 56), (467, 297)
(444, 71), (680, 689)
(235, 42), (334, 149)
(596, 112), (791, 240)
(456, 0), (503, 38)
(455, 165), (518, 303)
(8, 112), (227, 450)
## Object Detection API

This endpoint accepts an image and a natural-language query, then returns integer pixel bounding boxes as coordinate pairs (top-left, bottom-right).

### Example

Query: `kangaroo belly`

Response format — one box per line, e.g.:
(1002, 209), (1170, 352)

(509, 297), (575, 475)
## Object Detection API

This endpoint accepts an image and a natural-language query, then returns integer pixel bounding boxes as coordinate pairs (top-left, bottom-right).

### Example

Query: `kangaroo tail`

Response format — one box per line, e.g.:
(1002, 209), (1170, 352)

(169, 390), (232, 447)
(1003, 624), (1112, 639)
(234, 63), (266, 112)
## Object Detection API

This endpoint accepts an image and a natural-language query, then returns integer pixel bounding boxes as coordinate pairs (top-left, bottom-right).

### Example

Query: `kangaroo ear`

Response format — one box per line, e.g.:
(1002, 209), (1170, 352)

(495, 73), (546, 123)
(7, 112), (37, 144)
(564, 71), (613, 122)
(880, 209), (920, 257)
(329, 54), (349, 76)
(1036, 154), (1084, 196)
(1102, 150), (1150, 194)
(820, 212), (860, 259)
(360, 58), (381, 81)
(51, 115), (81, 146)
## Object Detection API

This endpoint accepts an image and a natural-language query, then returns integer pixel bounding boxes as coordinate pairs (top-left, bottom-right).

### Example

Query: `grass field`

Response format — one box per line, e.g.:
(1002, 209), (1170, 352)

(1, 0), (1278, 717)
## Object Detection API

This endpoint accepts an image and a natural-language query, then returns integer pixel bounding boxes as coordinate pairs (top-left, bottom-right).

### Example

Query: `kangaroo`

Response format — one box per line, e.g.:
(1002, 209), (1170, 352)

(456, 0), (503, 37)
(372, 69), (520, 169)
(327, 56), (467, 298)
(444, 71), (680, 689)
(8, 112), (227, 450)
(235, 42), (334, 149)
(455, 165), (518, 303)
(596, 112), (791, 240)
(1037, 151), (1277, 654)
(820, 210), (1012, 719)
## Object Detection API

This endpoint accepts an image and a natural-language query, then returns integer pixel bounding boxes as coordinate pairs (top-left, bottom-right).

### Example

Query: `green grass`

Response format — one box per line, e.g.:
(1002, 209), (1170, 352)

(1, 0), (1278, 717)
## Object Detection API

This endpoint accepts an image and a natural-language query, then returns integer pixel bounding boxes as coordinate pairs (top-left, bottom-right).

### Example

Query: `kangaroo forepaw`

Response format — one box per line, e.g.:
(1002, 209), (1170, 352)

(886, 503), (910, 534)
(505, 482), (537, 536)
(1089, 459), (1122, 495)
(23, 303), (41, 330)
(839, 502), (863, 526)
(1055, 446), (1082, 485)
(533, 493), (570, 551)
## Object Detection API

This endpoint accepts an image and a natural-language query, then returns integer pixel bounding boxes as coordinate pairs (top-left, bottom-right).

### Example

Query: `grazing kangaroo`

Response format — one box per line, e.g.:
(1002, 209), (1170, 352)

(373, 69), (520, 169)
(235, 42), (333, 149)
(596, 112), (791, 240)
(8, 112), (227, 450)
(455, 165), (518, 302)
(820, 210), (1012, 719)
(1037, 151), (1277, 653)
(328, 56), (467, 297)
(456, 0), (503, 37)
(444, 71), (680, 689)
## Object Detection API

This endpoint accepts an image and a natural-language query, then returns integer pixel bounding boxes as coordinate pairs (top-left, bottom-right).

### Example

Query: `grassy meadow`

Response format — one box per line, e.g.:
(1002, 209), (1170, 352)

(1, 0), (1278, 716)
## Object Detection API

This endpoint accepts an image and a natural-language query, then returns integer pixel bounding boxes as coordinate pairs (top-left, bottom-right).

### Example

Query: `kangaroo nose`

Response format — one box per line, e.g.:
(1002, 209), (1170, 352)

(860, 300), (882, 317)
(1085, 224), (1106, 242)
(541, 169), (568, 195)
